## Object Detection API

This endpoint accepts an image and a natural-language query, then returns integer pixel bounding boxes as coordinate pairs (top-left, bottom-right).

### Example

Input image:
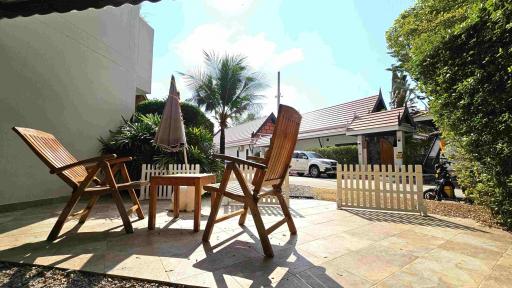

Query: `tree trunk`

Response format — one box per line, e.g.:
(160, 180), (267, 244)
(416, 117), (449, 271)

(219, 126), (226, 154)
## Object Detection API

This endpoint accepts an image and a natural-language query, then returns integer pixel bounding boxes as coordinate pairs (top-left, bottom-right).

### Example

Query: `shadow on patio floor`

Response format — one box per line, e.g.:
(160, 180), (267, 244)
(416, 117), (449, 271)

(345, 208), (486, 232)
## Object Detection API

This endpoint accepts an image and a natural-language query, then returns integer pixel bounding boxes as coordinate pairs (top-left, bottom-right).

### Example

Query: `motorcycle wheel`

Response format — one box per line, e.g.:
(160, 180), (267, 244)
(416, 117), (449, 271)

(423, 188), (437, 200)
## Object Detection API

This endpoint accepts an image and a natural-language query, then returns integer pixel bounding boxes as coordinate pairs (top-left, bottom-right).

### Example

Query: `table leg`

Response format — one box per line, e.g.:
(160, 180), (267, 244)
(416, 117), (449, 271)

(194, 183), (201, 232)
(173, 186), (180, 218)
(149, 183), (157, 230)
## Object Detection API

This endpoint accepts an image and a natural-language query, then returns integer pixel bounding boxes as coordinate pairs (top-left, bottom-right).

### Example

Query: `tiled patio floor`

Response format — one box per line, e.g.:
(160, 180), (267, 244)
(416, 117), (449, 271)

(0, 197), (511, 287)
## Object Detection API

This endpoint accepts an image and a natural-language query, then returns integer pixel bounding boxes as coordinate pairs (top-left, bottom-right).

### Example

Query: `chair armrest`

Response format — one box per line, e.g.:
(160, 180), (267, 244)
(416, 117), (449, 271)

(213, 154), (267, 170)
(246, 155), (267, 164)
(107, 156), (133, 165)
(50, 154), (117, 174)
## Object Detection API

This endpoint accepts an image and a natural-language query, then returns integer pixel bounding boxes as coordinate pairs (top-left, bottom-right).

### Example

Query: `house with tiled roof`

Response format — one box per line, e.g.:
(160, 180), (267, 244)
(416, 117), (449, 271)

(294, 93), (386, 150)
(213, 113), (276, 158)
(346, 106), (415, 165)
(215, 91), (418, 166)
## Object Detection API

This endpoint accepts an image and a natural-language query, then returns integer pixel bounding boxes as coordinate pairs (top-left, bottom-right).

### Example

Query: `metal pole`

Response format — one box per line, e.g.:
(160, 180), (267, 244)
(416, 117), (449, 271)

(277, 71), (281, 114)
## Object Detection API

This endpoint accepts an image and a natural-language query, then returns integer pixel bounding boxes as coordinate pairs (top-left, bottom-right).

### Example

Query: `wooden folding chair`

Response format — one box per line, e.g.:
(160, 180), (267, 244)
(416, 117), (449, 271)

(13, 127), (147, 241)
(203, 105), (302, 257)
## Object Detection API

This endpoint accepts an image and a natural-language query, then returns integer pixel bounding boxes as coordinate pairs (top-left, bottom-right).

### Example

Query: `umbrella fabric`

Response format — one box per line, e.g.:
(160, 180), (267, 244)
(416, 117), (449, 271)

(154, 76), (187, 152)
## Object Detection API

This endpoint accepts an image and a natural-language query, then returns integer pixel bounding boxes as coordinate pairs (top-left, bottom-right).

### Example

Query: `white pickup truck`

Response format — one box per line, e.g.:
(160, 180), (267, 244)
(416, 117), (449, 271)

(290, 151), (338, 178)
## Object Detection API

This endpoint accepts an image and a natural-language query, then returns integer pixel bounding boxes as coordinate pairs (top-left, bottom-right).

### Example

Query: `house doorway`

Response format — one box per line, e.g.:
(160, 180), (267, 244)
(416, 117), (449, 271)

(380, 138), (394, 165)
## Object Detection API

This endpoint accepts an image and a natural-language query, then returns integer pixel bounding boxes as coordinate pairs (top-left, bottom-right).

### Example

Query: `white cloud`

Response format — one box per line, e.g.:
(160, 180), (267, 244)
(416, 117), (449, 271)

(260, 83), (315, 116)
(174, 23), (304, 72)
(205, 0), (255, 16)
(270, 48), (304, 71)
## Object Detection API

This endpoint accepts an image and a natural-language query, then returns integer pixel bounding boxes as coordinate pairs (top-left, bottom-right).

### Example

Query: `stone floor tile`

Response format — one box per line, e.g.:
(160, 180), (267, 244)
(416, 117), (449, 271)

(382, 247), (492, 287)
(104, 253), (169, 282)
(297, 237), (353, 261)
(297, 265), (373, 288)
(344, 222), (408, 242)
(478, 253), (512, 288)
(448, 232), (510, 253)
(176, 271), (243, 287)
(436, 240), (503, 269)
(378, 229), (447, 256)
(324, 244), (418, 282)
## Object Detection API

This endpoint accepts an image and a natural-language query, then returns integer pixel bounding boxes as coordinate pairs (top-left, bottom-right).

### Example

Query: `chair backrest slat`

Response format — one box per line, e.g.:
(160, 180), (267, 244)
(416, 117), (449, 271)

(12, 127), (87, 187)
(263, 105), (301, 186)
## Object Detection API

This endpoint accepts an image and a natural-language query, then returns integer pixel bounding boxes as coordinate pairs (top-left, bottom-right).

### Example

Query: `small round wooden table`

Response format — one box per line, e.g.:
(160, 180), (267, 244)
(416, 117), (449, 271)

(148, 173), (216, 232)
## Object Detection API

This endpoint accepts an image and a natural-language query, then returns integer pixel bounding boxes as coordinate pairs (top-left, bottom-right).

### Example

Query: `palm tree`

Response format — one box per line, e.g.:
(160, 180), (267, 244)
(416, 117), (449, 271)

(387, 64), (427, 110)
(182, 51), (266, 154)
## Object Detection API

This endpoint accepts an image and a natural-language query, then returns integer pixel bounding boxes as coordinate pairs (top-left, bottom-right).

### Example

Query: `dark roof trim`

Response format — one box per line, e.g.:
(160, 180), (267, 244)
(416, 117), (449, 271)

(398, 105), (416, 127)
(371, 89), (387, 112)
(0, 0), (161, 19)
(252, 113), (276, 136)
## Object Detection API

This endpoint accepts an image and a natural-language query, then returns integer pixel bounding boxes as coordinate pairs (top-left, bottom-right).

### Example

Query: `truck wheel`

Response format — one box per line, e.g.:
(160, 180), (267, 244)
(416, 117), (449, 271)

(309, 165), (320, 178)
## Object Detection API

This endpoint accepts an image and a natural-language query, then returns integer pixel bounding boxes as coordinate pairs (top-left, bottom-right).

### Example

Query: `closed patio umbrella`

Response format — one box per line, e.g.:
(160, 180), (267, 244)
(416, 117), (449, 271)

(154, 75), (188, 171)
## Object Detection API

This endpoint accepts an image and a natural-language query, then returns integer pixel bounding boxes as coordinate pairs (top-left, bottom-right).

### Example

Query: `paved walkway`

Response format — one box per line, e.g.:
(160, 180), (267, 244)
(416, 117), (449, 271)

(0, 198), (510, 287)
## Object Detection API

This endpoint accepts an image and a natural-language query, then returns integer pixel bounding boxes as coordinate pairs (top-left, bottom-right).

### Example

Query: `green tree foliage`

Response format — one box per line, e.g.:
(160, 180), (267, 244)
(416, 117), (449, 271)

(387, 0), (512, 228)
(309, 146), (358, 165)
(233, 112), (259, 125)
(387, 65), (426, 109)
(182, 51), (266, 154)
(136, 99), (214, 134)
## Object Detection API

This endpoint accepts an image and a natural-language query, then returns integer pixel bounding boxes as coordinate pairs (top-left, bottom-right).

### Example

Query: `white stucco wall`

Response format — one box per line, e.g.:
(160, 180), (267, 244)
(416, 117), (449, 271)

(0, 5), (154, 205)
(294, 134), (357, 151)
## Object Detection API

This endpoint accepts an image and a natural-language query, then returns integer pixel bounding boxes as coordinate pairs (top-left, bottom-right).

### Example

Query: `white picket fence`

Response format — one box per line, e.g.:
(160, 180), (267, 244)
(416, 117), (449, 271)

(336, 164), (427, 215)
(139, 163), (288, 206)
(228, 164), (290, 206)
(139, 164), (200, 200)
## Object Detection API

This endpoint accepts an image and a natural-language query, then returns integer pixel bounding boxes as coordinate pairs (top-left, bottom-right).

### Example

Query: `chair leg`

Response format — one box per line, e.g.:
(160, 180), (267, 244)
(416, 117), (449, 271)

(247, 198), (274, 257)
(127, 188), (144, 220)
(276, 194), (297, 234)
(47, 190), (83, 241)
(120, 164), (144, 220)
(103, 163), (133, 234)
(203, 192), (223, 242)
(238, 203), (249, 226)
(78, 195), (99, 223)
(111, 189), (134, 233)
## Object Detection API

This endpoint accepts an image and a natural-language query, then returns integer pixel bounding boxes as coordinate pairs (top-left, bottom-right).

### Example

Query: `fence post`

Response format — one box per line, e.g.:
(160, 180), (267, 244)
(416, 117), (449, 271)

(415, 165), (427, 216)
(336, 164), (342, 209)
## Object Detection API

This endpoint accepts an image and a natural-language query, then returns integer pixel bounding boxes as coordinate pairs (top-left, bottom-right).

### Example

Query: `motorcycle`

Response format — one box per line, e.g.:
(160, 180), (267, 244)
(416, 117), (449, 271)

(423, 160), (456, 201)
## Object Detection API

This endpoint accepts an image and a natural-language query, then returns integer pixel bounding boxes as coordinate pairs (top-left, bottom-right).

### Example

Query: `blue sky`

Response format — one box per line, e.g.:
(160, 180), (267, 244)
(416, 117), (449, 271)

(141, 0), (414, 117)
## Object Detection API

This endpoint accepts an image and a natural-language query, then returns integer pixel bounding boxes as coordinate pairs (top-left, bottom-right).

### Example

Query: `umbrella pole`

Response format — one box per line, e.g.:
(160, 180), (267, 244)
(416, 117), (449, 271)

(183, 146), (189, 173)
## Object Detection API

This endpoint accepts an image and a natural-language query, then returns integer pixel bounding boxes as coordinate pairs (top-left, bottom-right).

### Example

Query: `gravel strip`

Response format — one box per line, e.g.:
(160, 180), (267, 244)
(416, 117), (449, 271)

(425, 200), (504, 229)
(0, 262), (192, 288)
(289, 184), (315, 199)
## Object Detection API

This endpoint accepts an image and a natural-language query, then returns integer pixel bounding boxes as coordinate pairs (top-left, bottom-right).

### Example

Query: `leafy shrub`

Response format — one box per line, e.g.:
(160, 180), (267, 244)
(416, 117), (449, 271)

(155, 127), (223, 175)
(135, 99), (165, 115)
(387, 0), (512, 228)
(99, 113), (162, 180)
(309, 146), (358, 164)
(99, 113), (221, 181)
(136, 99), (214, 134)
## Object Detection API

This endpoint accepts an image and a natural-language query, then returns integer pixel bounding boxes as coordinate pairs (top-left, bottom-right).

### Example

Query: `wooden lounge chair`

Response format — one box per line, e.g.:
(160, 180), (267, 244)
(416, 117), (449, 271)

(202, 105), (302, 257)
(12, 127), (147, 241)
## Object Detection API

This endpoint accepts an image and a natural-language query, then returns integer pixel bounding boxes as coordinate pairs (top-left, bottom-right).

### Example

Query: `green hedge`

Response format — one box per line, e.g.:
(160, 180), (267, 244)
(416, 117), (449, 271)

(136, 99), (214, 134)
(309, 146), (358, 164)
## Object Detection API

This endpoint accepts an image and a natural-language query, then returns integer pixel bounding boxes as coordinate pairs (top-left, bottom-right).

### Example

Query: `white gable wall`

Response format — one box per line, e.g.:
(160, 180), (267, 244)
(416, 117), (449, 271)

(0, 5), (153, 206)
